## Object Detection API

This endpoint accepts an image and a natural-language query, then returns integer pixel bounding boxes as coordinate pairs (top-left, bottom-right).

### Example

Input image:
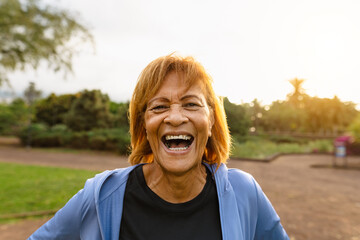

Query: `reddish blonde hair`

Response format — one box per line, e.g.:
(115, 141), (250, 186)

(129, 54), (230, 166)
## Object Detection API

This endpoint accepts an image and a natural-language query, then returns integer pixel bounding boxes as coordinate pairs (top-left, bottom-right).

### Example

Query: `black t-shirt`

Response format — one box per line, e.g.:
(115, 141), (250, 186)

(119, 165), (222, 240)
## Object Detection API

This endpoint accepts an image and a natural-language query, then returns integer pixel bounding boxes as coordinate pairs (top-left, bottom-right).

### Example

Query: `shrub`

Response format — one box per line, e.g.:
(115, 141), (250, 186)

(69, 132), (89, 149)
(18, 123), (48, 146)
(307, 140), (333, 153)
(87, 128), (131, 154)
(17, 124), (131, 155)
(51, 124), (69, 132)
(347, 141), (360, 155)
(64, 90), (112, 131)
(89, 135), (107, 150)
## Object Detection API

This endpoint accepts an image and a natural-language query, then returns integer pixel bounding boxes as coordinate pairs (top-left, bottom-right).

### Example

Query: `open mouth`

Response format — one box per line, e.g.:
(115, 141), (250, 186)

(162, 135), (194, 151)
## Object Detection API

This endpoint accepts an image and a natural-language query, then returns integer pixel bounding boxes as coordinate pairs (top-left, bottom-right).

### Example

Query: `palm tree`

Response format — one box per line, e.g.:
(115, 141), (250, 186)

(287, 78), (306, 108)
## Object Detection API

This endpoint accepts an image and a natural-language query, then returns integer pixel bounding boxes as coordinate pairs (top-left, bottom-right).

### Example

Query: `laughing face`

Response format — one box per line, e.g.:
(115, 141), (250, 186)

(144, 71), (214, 175)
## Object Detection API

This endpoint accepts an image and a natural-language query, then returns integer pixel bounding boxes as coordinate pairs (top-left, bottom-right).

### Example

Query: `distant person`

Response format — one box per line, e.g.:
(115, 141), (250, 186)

(28, 54), (289, 239)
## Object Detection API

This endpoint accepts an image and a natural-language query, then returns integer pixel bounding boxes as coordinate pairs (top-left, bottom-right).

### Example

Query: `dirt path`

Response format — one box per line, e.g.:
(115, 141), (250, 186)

(0, 144), (360, 240)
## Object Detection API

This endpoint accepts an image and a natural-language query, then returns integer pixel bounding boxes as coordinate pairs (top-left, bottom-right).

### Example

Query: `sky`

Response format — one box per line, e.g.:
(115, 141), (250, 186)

(2, 0), (360, 108)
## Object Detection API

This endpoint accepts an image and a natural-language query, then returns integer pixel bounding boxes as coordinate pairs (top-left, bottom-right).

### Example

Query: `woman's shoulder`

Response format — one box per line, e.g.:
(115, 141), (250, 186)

(214, 163), (256, 188)
(81, 165), (138, 202)
(227, 167), (256, 186)
(227, 167), (258, 196)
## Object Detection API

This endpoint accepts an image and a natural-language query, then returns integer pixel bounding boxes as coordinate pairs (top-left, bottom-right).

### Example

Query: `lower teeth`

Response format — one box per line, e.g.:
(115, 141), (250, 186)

(169, 146), (188, 151)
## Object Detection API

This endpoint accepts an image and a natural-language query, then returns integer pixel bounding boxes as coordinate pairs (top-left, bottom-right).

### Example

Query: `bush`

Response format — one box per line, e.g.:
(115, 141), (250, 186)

(87, 128), (131, 154)
(307, 140), (333, 153)
(18, 126), (131, 155)
(69, 132), (89, 149)
(51, 124), (69, 132)
(64, 90), (112, 131)
(19, 124), (74, 147)
(18, 123), (48, 146)
(347, 141), (360, 155)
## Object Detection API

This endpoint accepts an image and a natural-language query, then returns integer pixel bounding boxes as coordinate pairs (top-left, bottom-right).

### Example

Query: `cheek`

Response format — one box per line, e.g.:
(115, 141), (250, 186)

(144, 113), (155, 131)
(193, 115), (212, 139)
(144, 113), (163, 140)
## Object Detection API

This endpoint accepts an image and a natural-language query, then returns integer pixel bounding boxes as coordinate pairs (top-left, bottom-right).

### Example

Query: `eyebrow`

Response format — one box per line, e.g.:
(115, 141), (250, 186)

(180, 95), (203, 102)
(147, 95), (203, 105)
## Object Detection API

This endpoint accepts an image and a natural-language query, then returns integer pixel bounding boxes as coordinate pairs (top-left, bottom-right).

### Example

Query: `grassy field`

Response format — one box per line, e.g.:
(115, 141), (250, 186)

(231, 139), (333, 159)
(0, 162), (99, 221)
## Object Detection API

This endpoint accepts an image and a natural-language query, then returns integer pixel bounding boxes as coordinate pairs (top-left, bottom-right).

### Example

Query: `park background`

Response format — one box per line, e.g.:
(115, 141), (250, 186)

(0, 0), (360, 239)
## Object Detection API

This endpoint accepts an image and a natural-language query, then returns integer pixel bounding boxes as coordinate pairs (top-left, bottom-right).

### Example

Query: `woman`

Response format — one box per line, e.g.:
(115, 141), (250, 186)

(28, 54), (289, 240)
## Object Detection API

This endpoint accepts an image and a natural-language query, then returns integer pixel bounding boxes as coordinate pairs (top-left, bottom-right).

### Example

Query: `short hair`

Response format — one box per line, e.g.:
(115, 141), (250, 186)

(129, 53), (230, 166)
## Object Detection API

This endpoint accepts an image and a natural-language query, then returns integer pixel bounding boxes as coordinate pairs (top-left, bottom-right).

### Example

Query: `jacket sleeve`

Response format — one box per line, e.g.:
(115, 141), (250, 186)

(27, 176), (98, 240)
(251, 178), (289, 240)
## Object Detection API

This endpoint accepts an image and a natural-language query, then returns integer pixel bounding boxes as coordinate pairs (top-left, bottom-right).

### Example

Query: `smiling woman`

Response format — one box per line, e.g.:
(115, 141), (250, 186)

(28, 54), (289, 240)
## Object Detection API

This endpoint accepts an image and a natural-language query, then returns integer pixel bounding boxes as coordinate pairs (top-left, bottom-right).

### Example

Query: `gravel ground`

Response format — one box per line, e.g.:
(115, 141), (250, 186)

(0, 142), (359, 240)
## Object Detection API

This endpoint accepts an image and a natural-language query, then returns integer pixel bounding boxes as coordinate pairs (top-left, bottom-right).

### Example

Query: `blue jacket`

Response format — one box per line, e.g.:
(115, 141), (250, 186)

(28, 163), (289, 240)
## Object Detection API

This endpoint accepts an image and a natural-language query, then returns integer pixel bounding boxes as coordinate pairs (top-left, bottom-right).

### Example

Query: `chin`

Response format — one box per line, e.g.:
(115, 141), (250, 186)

(155, 155), (202, 176)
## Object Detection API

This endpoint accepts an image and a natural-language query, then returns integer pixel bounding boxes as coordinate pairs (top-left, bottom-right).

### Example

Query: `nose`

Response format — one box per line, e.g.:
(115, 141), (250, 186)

(164, 104), (189, 126)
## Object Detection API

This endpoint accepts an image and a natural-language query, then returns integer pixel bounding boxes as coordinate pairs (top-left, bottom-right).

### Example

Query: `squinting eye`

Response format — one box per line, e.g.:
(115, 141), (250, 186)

(184, 103), (200, 108)
(151, 105), (168, 111)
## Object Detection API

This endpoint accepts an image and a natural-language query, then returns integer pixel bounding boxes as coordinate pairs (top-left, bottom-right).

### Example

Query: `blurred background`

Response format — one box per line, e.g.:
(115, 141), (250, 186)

(0, 0), (360, 239)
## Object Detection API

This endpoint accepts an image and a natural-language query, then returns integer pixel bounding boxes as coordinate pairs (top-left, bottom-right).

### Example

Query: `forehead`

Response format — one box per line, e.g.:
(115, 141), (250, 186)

(152, 71), (205, 98)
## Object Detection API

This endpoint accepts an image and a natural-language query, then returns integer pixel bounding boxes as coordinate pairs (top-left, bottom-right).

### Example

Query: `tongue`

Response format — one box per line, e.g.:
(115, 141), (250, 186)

(169, 140), (188, 148)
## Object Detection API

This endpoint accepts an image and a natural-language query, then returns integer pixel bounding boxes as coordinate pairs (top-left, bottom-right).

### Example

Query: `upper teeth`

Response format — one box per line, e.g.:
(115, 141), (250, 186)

(165, 135), (192, 140)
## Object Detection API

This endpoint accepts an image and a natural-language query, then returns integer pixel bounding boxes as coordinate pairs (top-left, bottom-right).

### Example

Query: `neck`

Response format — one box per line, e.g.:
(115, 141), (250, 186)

(143, 162), (207, 203)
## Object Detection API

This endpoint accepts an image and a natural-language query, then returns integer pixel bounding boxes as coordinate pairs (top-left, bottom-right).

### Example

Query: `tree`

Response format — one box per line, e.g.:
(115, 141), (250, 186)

(248, 99), (265, 133)
(348, 113), (360, 140)
(65, 90), (112, 131)
(24, 81), (42, 106)
(0, 98), (28, 135)
(261, 100), (306, 133)
(23, 81), (42, 146)
(303, 96), (357, 134)
(110, 101), (130, 129)
(287, 78), (307, 108)
(223, 97), (251, 137)
(0, 0), (93, 85)
(35, 93), (76, 126)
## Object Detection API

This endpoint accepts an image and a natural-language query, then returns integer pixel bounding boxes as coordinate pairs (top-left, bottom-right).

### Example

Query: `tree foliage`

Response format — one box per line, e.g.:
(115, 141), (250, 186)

(348, 113), (360, 140)
(64, 90), (112, 131)
(0, 98), (28, 135)
(223, 97), (251, 136)
(110, 101), (130, 128)
(24, 81), (42, 105)
(35, 93), (76, 126)
(303, 96), (357, 134)
(261, 101), (306, 132)
(0, 0), (93, 85)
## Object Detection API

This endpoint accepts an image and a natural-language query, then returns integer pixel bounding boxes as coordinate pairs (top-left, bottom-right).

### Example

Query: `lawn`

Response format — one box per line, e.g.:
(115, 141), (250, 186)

(0, 162), (99, 220)
(231, 139), (333, 159)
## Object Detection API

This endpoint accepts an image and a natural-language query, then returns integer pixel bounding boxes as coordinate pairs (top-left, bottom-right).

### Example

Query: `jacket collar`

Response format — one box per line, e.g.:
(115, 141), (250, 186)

(95, 165), (139, 240)
(206, 163), (243, 240)
(95, 163), (242, 240)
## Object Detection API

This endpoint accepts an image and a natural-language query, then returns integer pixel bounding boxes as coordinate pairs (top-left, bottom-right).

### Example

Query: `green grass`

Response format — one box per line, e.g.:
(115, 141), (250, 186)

(231, 139), (333, 159)
(0, 162), (99, 219)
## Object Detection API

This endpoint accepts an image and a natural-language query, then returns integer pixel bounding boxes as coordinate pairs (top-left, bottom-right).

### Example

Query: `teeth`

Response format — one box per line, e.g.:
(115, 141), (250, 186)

(169, 146), (189, 151)
(165, 135), (191, 140)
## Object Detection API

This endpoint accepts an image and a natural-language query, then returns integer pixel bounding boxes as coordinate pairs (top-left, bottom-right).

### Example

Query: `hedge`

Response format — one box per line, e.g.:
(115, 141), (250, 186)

(18, 124), (131, 155)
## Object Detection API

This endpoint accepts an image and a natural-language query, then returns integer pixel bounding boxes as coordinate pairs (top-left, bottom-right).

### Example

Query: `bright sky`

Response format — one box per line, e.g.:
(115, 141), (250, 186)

(3, 0), (360, 108)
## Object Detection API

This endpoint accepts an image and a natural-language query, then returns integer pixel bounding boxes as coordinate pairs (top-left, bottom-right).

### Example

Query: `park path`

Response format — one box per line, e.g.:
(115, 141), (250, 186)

(0, 144), (360, 240)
